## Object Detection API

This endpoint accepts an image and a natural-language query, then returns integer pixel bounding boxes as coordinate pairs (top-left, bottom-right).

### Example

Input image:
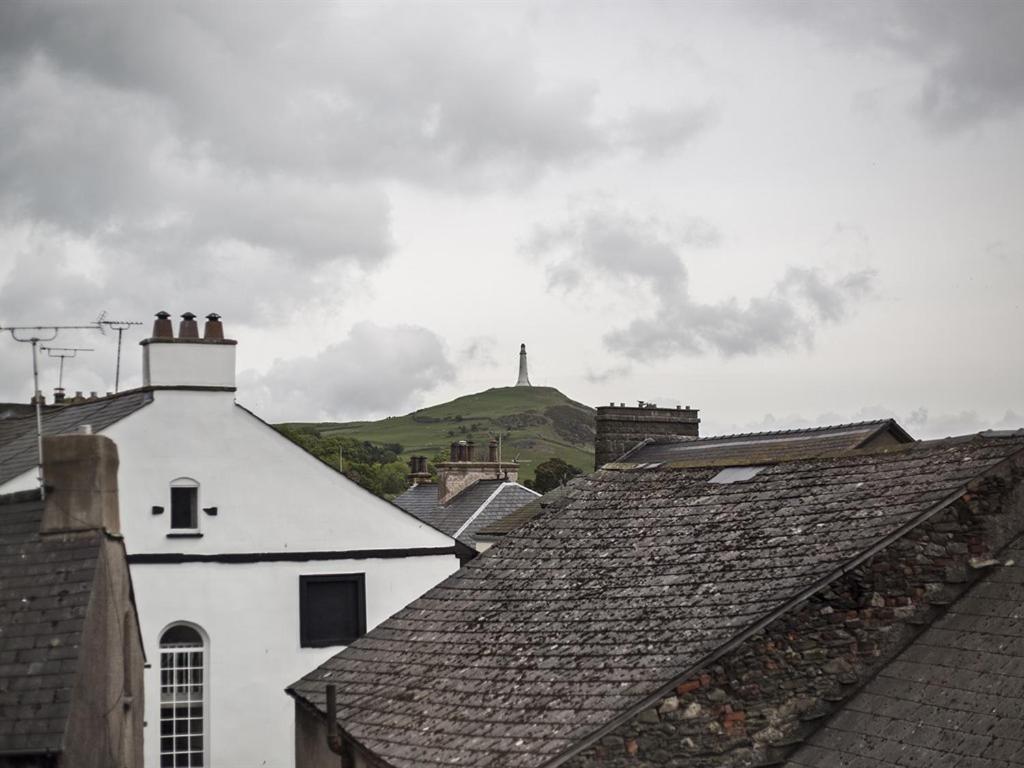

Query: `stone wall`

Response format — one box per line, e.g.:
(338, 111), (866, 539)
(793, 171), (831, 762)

(594, 406), (700, 469)
(566, 456), (1024, 767)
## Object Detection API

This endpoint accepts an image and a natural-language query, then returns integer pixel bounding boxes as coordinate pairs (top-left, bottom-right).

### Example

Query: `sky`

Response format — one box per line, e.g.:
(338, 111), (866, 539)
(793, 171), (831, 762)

(0, 1), (1021, 438)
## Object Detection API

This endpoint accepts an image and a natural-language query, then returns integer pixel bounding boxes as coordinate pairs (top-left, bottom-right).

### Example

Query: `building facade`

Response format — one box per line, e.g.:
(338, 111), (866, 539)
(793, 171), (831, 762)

(0, 313), (465, 768)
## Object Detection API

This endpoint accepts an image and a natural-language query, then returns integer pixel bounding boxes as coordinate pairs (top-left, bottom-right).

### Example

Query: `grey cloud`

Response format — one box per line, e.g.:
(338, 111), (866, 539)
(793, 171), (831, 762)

(614, 105), (716, 157)
(585, 365), (632, 385)
(460, 337), (500, 368)
(238, 322), (456, 422)
(0, 4), (606, 189)
(528, 208), (874, 359)
(757, 0), (1024, 132)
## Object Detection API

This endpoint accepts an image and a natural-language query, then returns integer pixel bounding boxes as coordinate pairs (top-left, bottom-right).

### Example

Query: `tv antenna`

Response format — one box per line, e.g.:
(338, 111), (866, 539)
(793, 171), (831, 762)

(40, 346), (94, 400)
(0, 321), (103, 498)
(97, 312), (143, 392)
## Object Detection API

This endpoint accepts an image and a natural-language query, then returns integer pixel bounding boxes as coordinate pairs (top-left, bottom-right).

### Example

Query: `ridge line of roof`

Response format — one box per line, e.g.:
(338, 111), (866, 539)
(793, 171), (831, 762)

(452, 482), (509, 539)
(543, 444), (1024, 768)
(656, 419), (903, 446)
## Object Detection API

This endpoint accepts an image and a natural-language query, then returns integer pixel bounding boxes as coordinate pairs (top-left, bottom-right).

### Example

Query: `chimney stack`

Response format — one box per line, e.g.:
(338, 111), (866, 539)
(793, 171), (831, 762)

(407, 455), (432, 485)
(40, 433), (121, 535)
(594, 402), (700, 469)
(437, 438), (518, 503)
(141, 310), (238, 390)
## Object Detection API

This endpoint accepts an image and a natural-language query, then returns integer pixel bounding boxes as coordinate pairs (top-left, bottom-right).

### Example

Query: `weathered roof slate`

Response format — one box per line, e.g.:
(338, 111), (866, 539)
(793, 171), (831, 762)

(623, 419), (912, 466)
(785, 535), (1024, 768)
(394, 481), (539, 546)
(0, 391), (152, 487)
(289, 433), (1024, 768)
(0, 491), (101, 755)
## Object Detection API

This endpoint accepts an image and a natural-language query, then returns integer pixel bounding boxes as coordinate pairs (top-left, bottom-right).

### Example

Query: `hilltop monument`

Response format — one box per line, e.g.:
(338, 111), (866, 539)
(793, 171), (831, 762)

(515, 343), (531, 387)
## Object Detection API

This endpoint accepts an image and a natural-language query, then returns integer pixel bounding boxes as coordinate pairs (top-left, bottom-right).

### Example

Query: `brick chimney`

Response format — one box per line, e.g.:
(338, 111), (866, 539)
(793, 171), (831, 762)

(407, 456), (432, 486)
(141, 310), (237, 390)
(40, 433), (121, 535)
(437, 441), (518, 504)
(594, 401), (700, 469)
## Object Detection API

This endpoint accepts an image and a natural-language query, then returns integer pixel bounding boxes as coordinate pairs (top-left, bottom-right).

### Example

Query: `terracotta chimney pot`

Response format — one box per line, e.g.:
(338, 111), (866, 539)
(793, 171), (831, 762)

(152, 310), (174, 339)
(179, 312), (199, 339)
(204, 313), (225, 340)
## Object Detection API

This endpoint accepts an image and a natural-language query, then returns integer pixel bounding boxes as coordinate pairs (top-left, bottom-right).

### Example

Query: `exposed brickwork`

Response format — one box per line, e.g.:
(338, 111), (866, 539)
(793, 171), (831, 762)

(566, 459), (1024, 767)
(595, 405), (700, 469)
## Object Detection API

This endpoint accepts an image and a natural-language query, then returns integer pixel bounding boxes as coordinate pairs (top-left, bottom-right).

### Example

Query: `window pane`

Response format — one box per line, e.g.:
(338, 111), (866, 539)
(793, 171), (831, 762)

(170, 487), (197, 529)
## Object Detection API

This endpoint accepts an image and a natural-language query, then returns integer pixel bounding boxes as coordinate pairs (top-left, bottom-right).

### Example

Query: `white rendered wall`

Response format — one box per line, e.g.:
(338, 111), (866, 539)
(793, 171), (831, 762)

(133, 556), (456, 768)
(105, 389), (456, 554)
(142, 341), (237, 389)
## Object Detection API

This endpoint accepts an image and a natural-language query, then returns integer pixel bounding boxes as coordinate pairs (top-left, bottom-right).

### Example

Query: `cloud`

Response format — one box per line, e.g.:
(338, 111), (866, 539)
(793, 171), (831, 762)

(585, 365), (632, 385)
(757, 0), (1024, 132)
(238, 322), (456, 422)
(614, 105), (716, 157)
(527, 207), (874, 359)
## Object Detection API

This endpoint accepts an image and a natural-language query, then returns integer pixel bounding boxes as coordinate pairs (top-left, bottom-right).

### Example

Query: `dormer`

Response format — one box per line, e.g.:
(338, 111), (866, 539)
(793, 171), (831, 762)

(141, 311), (237, 390)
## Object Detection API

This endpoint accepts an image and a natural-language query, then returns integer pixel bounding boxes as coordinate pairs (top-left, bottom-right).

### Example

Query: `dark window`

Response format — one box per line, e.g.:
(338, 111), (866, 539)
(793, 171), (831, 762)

(171, 487), (198, 530)
(299, 574), (366, 648)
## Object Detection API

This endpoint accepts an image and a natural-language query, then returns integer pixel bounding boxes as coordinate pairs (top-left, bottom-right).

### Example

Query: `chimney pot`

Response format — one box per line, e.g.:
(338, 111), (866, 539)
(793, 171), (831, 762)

(179, 312), (200, 339)
(204, 313), (225, 340)
(152, 310), (174, 339)
(488, 440), (498, 462)
(54, 388), (65, 404)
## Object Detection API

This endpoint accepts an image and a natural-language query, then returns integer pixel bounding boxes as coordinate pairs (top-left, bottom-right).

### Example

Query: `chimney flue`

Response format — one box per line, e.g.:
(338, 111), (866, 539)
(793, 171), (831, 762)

(488, 440), (498, 462)
(152, 310), (174, 339)
(179, 312), (199, 339)
(204, 312), (224, 340)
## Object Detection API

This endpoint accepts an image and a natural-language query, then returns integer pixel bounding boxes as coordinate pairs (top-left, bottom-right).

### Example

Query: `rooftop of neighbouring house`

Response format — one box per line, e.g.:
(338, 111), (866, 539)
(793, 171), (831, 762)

(288, 431), (1024, 768)
(0, 490), (104, 756)
(393, 479), (540, 546)
(0, 391), (153, 487)
(785, 532), (1024, 768)
(618, 418), (913, 466)
(478, 419), (916, 542)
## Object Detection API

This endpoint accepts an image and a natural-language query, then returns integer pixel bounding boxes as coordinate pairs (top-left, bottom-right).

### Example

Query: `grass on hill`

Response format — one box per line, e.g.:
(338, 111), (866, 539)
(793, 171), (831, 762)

(283, 386), (596, 484)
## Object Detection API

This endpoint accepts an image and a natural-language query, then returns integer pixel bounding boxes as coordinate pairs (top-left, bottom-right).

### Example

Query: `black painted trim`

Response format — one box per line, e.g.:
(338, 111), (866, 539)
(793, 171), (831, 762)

(127, 546), (462, 564)
(166, 532), (203, 539)
(151, 505), (164, 515)
(203, 506), (218, 516)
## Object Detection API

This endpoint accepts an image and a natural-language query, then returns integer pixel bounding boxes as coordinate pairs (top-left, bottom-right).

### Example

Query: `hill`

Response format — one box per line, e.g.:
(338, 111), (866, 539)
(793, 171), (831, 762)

(282, 386), (596, 485)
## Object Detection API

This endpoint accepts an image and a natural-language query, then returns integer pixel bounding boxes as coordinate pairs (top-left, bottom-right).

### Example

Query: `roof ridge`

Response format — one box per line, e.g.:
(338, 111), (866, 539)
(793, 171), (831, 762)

(678, 419), (901, 445)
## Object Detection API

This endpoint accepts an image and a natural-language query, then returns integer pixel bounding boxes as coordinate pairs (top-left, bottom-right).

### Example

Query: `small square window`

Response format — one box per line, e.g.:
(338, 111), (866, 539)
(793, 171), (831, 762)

(171, 487), (198, 530)
(299, 574), (366, 648)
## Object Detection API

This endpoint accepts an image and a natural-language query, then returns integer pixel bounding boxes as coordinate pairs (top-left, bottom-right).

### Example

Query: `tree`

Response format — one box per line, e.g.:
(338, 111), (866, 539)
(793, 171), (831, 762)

(527, 458), (583, 494)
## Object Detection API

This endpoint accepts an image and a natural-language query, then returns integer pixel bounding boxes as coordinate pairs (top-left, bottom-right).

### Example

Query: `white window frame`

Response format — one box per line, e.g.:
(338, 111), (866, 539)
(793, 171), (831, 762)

(169, 477), (200, 533)
(159, 622), (209, 767)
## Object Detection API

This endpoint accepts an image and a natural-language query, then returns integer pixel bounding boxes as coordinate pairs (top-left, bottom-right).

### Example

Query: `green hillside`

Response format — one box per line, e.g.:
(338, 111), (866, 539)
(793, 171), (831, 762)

(284, 386), (596, 484)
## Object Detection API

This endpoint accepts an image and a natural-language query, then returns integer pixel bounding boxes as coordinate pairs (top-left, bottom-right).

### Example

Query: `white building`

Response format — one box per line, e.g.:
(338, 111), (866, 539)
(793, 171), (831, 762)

(0, 312), (468, 768)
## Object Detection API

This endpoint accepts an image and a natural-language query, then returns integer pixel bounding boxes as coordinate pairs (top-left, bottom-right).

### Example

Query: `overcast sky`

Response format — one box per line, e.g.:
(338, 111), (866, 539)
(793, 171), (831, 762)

(1, 1), (1021, 438)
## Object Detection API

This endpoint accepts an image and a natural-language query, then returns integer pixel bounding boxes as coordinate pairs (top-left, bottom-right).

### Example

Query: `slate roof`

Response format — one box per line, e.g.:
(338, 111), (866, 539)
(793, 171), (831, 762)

(622, 419), (912, 466)
(0, 391), (152, 487)
(476, 483), (575, 539)
(0, 490), (103, 756)
(786, 535), (1024, 768)
(393, 481), (539, 546)
(288, 433), (1024, 768)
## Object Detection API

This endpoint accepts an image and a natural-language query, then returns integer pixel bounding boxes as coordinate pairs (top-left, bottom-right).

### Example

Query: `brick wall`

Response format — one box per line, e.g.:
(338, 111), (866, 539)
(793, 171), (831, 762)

(566, 458), (1024, 767)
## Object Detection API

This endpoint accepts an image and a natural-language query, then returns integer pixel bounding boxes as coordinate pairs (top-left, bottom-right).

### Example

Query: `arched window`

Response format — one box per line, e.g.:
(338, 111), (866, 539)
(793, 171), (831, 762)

(169, 478), (200, 531)
(159, 624), (206, 767)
